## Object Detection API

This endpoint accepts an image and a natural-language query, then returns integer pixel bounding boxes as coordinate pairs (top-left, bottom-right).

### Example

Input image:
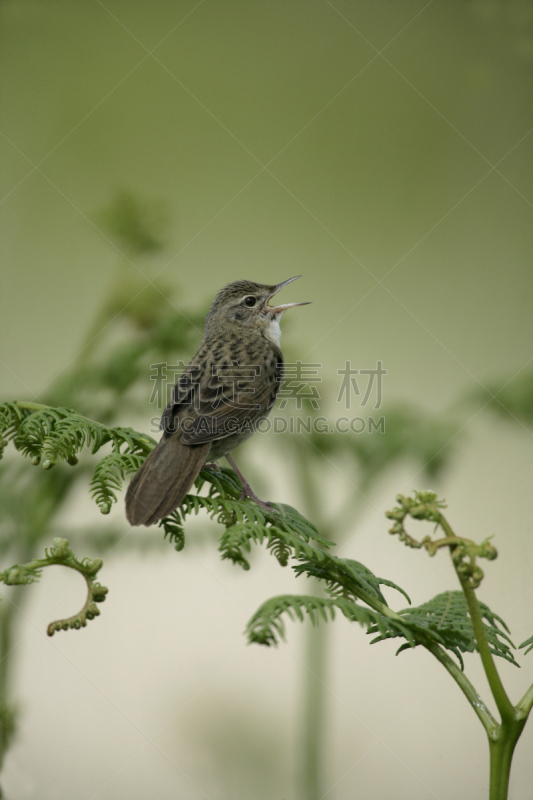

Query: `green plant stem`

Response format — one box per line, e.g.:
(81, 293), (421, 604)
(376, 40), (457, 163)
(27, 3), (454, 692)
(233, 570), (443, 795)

(488, 721), (526, 800)
(292, 434), (371, 800)
(12, 401), (48, 413)
(436, 511), (515, 719)
(436, 510), (530, 800)
(460, 579), (527, 800)
(354, 567), (528, 800)
(0, 540), (34, 771)
(0, 470), (75, 775)
(516, 682), (533, 717)
(300, 619), (328, 800)
(347, 576), (501, 736)
(0, 589), (22, 768)
(461, 579), (514, 721)
(296, 451), (330, 800)
(423, 639), (497, 732)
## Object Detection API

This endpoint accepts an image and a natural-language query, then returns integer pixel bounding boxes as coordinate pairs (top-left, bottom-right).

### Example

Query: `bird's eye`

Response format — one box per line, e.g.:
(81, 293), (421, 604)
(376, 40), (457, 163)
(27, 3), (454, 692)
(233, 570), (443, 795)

(243, 296), (257, 307)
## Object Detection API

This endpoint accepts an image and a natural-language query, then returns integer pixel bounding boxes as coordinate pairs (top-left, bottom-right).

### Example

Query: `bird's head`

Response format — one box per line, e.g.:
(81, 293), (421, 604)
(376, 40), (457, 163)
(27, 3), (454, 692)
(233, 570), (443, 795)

(204, 277), (311, 345)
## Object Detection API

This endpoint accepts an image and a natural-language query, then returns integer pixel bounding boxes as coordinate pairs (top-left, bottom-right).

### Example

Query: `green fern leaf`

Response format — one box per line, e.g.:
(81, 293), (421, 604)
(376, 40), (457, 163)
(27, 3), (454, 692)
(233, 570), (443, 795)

(0, 401), (28, 454)
(173, 467), (334, 570)
(294, 555), (410, 607)
(0, 402), (155, 469)
(90, 452), (145, 513)
(108, 426), (155, 455)
(518, 633), (533, 655)
(0, 402), (156, 513)
(370, 591), (517, 667)
(246, 594), (409, 647)
(159, 512), (186, 551)
(217, 514), (330, 570)
(197, 466), (242, 499)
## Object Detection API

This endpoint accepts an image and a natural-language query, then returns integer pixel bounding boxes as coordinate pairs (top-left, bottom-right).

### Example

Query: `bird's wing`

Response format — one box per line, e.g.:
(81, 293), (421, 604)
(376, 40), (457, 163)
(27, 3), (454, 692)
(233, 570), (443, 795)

(160, 362), (202, 433)
(177, 358), (283, 445)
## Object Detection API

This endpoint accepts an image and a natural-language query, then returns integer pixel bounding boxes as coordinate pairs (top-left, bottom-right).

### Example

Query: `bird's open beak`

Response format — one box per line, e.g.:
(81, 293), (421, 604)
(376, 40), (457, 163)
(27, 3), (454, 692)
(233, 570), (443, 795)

(267, 276), (312, 315)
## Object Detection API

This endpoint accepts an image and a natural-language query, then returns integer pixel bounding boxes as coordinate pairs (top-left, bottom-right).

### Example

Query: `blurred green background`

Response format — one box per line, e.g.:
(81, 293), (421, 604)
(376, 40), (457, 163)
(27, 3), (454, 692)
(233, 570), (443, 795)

(1, 1), (532, 799)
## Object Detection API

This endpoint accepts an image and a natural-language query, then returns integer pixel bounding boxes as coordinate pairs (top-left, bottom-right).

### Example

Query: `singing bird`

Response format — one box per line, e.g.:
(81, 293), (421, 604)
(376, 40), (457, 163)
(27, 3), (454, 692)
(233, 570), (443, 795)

(125, 277), (310, 526)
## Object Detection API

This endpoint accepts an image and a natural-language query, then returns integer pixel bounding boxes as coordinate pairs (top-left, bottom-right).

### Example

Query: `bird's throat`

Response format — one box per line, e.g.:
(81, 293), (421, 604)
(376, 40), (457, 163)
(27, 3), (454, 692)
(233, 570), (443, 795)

(263, 315), (282, 346)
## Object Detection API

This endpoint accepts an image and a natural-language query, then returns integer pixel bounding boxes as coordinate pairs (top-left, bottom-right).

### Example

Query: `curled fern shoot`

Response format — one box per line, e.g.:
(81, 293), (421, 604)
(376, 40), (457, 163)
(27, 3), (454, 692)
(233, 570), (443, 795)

(386, 491), (497, 588)
(0, 538), (108, 636)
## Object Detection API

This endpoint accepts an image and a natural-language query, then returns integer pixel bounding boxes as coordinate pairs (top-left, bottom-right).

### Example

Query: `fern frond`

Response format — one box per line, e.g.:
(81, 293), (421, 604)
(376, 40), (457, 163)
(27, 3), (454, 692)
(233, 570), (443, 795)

(246, 594), (409, 647)
(171, 467), (334, 570)
(138, 464), (333, 568)
(369, 591), (518, 668)
(221, 503), (331, 568)
(518, 634), (533, 655)
(219, 519), (324, 570)
(0, 401), (27, 454)
(0, 538), (108, 636)
(0, 402), (156, 513)
(159, 512), (186, 552)
(197, 465), (242, 499)
(13, 406), (104, 465)
(90, 452), (145, 514)
(1, 402), (155, 465)
(294, 555), (411, 607)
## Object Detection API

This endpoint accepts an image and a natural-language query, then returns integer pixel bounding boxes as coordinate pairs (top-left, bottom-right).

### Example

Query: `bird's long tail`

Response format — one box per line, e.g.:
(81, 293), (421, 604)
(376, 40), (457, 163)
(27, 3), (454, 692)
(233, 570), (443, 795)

(125, 435), (210, 526)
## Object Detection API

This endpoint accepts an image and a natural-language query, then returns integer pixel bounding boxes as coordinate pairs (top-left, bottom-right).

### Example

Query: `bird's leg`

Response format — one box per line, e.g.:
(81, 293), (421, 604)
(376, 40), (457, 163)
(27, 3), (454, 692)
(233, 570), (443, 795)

(225, 454), (272, 509)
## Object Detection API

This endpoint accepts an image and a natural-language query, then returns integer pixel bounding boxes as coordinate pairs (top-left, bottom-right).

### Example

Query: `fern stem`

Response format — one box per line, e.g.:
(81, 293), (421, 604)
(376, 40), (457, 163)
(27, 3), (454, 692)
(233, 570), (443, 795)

(459, 577), (528, 800)
(459, 576), (515, 722)
(300, 618), (328, 800)
(365, 591), (501, 733)
(0, 587), (23, 768)
(0, 538), (35, 771)
(296, 451), (330, 800)
(515, 682), (533, 718)
(348, 567), (501, 735)
(436, 510), (515, 722)
(424, 640), (497, 733)
(437, 511), (529, 799)
(488, 719), (527, 800)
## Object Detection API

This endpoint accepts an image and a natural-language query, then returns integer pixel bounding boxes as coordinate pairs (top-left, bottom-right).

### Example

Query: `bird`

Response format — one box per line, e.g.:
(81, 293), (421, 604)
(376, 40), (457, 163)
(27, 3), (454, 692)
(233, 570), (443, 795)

(125, 276), (310, 526)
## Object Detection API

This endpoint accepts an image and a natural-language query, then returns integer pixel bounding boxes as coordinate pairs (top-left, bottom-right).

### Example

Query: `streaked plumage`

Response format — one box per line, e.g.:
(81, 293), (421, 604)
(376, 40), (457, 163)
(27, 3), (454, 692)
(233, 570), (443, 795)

(125, 277), (309, 526)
